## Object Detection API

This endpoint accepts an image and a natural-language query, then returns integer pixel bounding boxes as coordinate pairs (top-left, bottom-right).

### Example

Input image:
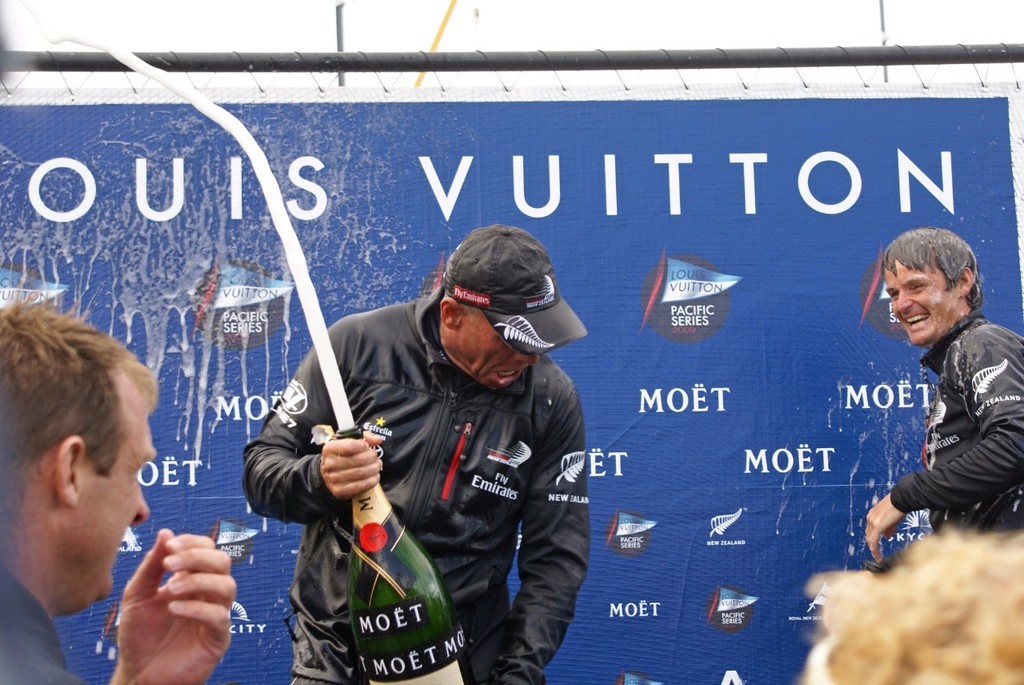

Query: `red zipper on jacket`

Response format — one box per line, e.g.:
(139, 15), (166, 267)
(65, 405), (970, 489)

(441, 421), (473, 500)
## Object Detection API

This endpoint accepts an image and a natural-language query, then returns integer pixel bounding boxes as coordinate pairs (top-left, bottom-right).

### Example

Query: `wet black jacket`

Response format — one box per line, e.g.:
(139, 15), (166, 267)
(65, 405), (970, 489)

(890, 310), (1024, 530)
(243, 289), (589, 684)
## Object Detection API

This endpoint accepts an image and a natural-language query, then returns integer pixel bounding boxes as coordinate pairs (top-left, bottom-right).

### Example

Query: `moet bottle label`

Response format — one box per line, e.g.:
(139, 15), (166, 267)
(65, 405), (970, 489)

(354, 612), (468, 684)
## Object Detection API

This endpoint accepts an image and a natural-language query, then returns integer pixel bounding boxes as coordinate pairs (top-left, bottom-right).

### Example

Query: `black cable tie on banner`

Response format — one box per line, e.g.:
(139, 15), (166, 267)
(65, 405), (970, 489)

(717, 48), (748, 90)
(662, 48), (690, 91)
(1001, 44), (1021, 91)
(961, 44), (987, 89)
(538, 50), (567, 94)
(122, 69), (140, 95)
(2, 69), (31, 97)
(47, 51), (77, 99)
(295, 51), (327, 94)
(779, 46), (808, 89)
(167, 51), (200, 92)
(361, 51), (391, 95)
(596, 49), (629, 92)
(478, 50), (511, 93)
(416, 52), (447, 94)
(896, 45), (928, 90)
(232, 51), (265, 95)
(837, 45), (871, 88)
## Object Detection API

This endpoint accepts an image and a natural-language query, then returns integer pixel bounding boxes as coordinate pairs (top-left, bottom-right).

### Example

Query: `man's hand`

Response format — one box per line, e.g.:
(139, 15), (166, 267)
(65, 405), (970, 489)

(865, 493), (906, 562)
(319, 431), (384, 500)
(111, 529), (236, 685)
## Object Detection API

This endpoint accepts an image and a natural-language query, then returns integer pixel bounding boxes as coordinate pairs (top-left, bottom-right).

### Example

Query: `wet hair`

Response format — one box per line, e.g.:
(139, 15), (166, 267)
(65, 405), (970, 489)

(882, 227), (983, 309)
(0, 303), (157, 521)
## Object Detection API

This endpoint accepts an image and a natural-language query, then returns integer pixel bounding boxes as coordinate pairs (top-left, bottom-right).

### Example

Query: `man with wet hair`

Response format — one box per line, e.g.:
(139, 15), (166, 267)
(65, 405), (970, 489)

(865, 226), (1024, 565)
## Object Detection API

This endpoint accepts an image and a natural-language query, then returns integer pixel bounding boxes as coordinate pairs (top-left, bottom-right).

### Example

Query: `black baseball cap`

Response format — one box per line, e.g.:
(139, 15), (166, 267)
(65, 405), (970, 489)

(442, 225), (587, 355)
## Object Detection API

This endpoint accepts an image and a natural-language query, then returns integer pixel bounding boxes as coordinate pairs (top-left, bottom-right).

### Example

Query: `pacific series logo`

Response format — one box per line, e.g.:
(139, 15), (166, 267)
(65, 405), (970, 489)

(192, 259), (293, 350)
(705, 586), (758, 633)
(605, 511), (657, 556)
(639, 252), (739, 344)
(0, 265), (68, 308)
(209, 519), (259, 565)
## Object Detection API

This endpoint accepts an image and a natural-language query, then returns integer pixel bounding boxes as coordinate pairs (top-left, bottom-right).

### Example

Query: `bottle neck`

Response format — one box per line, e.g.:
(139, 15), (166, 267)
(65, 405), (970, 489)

(352, 483), (392, 528)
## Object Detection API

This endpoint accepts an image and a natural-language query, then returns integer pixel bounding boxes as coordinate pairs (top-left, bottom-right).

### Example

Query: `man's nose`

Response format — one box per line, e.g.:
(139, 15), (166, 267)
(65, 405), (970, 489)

(894, 293), (912, 312)
(132, 492), (151, 527)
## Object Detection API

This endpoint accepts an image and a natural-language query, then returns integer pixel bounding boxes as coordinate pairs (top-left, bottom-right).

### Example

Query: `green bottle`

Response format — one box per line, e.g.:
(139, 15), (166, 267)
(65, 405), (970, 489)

(316, 426), (473, 684)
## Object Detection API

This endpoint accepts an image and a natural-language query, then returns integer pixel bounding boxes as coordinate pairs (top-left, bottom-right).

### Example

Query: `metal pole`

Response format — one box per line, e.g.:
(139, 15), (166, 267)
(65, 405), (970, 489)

(335, 1), (345, 86)
(879, 0), (889, 83)
(3, 44), (1024, 74)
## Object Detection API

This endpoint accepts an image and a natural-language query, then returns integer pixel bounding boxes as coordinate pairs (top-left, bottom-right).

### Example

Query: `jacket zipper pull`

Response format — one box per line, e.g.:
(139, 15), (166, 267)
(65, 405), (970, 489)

(441, 421), (473, 500)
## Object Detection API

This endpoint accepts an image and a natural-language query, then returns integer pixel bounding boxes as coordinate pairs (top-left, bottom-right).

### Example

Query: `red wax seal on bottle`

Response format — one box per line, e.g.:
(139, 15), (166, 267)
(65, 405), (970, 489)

(360, 522), (388, 552)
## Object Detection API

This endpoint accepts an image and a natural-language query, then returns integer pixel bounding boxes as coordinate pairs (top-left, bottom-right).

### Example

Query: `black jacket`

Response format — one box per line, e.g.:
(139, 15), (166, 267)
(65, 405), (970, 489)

(243, 289), (589, 684)
(0, 565), (85, 685)
(890, 310), (1024, 530)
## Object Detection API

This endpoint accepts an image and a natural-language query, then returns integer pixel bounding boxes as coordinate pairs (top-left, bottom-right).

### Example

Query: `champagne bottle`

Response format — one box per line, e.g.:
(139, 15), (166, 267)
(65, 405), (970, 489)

(313, 425), (473, 685)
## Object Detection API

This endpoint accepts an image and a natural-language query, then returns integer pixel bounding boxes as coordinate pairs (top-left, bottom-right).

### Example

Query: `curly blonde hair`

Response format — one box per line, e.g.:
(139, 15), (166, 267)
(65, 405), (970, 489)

(802, 532), (1024, 685)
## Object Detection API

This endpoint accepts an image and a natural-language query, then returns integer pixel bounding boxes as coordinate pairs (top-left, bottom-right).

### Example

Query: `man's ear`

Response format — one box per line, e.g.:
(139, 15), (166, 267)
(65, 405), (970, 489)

(955, 267), (975, 301)
(958, 266), (975, 290)
(439, 298), (463, 329)
(43, 435), (88, 508)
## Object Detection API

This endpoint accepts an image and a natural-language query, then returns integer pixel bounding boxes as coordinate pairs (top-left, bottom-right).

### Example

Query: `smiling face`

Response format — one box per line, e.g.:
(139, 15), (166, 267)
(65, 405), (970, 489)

(885, 262), (973, 348)
(439, 297), (540, 389)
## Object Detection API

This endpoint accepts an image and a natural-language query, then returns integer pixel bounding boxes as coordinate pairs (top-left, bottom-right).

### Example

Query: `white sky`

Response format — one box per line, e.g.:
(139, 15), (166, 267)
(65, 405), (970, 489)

(2, 0), (1024, 89)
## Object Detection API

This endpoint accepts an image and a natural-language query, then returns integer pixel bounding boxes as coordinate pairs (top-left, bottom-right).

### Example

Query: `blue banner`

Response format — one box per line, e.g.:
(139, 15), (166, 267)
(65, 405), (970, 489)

(0, 94), (1016, 684)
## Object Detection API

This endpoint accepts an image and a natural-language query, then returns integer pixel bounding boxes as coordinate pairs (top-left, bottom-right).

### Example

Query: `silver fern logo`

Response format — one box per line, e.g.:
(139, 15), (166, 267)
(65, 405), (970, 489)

(707, 508), (747, 547)
(494, 315), (554, 350)
(972, 359), (1008, 400)
(929, 397), (947, 426)
(710, 509), (743, 537)
(556, 451), (585, 485)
